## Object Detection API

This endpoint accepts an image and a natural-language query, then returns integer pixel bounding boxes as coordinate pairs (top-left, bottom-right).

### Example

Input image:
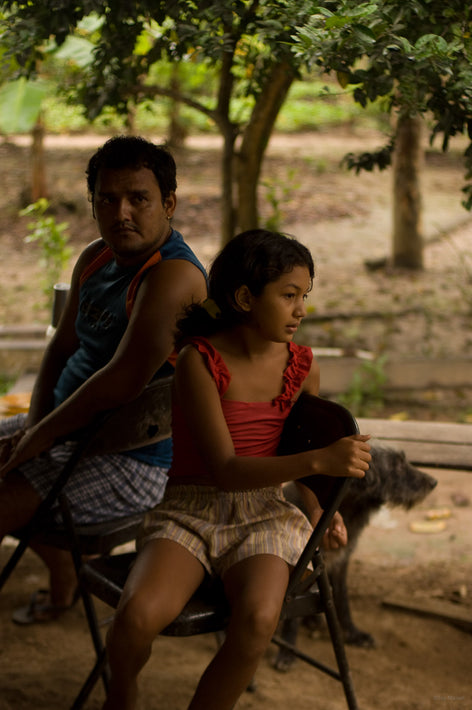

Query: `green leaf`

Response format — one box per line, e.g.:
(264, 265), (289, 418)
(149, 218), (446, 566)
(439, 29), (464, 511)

(0, 78), (49, 133)
(414, 34), (449, 55)
(336, 70), (350, 88)
(352, 24), (377, 45)
(54, 35), (95, 67)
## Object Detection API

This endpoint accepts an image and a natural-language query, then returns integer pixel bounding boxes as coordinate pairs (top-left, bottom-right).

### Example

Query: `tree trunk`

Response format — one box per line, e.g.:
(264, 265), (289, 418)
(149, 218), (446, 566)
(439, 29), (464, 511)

(392, 114), (424, 269)
(31, 117), (48, 202)
(234, 61), (295, 237)
(220, 126), (238, 244)
(215, 45), (238, 245)
(167, 65), (188, 149)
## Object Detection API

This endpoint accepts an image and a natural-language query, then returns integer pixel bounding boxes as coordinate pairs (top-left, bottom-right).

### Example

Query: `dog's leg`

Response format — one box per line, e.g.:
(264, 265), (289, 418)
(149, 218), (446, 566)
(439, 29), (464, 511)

(272, 618), (301, 671)
(329, 555), (375, 648)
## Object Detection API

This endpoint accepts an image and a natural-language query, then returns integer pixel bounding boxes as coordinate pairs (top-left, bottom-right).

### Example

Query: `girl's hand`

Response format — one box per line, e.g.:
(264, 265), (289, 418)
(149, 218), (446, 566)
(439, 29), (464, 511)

(322, 511), (348, 550)
(311, 434), (371, 479)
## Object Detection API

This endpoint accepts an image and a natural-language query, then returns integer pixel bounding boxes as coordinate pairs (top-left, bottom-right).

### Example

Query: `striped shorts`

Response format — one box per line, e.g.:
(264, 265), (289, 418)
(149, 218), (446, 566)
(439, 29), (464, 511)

(137, 484), (313, 576)
(1, 414), (168, 524)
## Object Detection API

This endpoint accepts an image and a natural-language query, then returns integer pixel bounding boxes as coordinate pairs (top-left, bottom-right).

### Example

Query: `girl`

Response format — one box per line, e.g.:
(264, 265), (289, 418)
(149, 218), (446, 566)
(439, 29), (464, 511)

(103, 229), (371, 710)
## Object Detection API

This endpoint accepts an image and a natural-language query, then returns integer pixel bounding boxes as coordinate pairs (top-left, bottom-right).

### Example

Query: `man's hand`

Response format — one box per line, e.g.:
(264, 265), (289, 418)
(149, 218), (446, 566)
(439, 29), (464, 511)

(0, 429), (26, 475)
(322, 511), (348, 550)
(0, 425), (54, 478)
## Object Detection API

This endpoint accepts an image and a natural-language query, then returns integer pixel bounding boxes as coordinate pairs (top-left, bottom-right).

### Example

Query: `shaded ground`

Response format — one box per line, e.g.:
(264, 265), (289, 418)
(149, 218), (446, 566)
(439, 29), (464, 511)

(1, 467), (471, 710)
(0, 129), (471, 710)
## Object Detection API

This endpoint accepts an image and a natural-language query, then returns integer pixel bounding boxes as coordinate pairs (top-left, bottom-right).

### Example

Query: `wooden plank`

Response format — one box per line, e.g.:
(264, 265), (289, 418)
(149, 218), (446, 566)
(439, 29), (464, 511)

(357, 418), (472, 471)
(380, 440), (472, 471)
(358, 418), (472, 445)
(317, 355), (472, 393)
(383, 596), (472, 633)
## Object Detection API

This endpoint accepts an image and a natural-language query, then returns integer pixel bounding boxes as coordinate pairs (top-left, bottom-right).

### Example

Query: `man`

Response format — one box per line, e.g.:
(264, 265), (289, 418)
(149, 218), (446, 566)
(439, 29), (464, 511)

(0, 135), (207, 622)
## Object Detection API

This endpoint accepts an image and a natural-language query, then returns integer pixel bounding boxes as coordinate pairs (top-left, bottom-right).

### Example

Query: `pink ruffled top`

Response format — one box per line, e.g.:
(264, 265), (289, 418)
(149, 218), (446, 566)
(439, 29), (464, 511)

(169, 337), (313, 484)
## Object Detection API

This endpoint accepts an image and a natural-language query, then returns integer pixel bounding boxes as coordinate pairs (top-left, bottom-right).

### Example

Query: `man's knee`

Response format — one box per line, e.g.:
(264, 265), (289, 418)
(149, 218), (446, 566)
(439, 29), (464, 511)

(0, 471), (41, 537)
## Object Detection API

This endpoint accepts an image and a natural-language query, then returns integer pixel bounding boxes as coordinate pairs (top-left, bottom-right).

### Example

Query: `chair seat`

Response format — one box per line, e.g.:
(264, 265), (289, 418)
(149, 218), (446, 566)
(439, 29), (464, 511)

(11, 514), (144, 557)
(35, 515), (144, 555)
(80, 552), (231, 637)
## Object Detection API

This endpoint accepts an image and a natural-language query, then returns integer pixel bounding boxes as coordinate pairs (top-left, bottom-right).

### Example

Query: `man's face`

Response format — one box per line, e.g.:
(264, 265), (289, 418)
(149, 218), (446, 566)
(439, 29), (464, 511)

(93, 165), (176, 266)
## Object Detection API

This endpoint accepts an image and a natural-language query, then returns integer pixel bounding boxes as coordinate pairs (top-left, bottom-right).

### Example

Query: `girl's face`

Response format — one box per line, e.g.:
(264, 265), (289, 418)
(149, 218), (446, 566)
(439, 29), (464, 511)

(245, 265), (312, 342)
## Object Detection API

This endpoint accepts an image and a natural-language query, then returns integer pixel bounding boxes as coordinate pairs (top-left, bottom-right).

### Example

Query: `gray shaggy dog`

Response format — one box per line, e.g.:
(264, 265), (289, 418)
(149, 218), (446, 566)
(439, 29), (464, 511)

(275, 445), (437, 671)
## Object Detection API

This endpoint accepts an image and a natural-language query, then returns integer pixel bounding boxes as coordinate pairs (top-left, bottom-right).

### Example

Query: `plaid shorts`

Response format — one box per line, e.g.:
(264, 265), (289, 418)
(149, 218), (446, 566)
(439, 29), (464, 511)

(137, 484), (313, 576)
(1, 414), (168, 524)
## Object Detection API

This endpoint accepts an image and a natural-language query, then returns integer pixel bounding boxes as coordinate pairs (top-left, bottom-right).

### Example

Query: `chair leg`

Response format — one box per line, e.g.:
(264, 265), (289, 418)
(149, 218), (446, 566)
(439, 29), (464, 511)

(0, 537), (30, 591)
(58, 494), (110, 698)
(70, 649), (108, 710)
(315, 552), (359, 710)
(0, 435), (93, 592)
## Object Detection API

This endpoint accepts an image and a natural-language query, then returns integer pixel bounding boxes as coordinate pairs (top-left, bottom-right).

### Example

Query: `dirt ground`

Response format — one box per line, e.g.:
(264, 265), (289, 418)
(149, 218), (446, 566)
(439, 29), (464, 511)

(1, 466), (471, 710)
(0, 128), (472, 709)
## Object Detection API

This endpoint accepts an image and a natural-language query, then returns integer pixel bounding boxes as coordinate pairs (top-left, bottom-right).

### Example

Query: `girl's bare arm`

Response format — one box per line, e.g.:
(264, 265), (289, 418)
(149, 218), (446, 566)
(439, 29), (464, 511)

(174, 346), (371, 491)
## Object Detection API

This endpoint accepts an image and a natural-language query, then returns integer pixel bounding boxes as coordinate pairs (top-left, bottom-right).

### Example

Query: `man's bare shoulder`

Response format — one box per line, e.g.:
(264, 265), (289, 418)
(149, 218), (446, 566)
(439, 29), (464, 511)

(72, 238), (107, 272)
(144, 256), (207, 298)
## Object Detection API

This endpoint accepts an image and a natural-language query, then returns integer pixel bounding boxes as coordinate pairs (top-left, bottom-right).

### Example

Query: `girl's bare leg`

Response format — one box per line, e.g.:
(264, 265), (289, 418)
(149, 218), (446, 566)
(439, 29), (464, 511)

(187, 554), (290, 710)
(103, 539), (205, 710)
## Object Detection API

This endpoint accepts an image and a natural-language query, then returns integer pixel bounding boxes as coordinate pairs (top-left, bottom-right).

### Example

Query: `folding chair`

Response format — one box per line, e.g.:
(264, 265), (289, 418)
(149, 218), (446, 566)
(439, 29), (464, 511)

(0, 375), (172, 699)
(71, 393), (360, 710)
(0, 375), (172, 594)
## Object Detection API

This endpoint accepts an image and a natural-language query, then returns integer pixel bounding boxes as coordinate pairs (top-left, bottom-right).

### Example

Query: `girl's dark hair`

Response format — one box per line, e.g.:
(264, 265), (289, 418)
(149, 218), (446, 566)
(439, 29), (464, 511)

(86, 135), (177, 204)
(176, 229), (314, 346)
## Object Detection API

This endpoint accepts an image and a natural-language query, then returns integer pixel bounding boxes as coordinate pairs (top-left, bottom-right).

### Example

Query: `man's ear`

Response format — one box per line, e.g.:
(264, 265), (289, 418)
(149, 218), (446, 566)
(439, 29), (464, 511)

(164, 192), (177, 219)
(234, 285), (253, 312)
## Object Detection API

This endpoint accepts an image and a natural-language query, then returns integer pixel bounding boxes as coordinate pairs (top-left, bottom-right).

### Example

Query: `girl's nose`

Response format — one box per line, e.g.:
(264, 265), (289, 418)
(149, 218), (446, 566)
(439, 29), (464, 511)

(294, 299), (307, 318)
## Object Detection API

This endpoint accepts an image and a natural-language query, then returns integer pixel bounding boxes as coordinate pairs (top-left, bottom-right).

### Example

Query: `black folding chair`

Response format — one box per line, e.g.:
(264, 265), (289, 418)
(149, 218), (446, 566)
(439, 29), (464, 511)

(71, 393), (360, 710)
(0, 376), (173, 691)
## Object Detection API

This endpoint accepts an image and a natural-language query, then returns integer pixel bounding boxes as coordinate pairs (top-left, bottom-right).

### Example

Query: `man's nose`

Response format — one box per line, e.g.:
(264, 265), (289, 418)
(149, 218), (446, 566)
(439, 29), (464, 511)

(116, 199), (132, 221)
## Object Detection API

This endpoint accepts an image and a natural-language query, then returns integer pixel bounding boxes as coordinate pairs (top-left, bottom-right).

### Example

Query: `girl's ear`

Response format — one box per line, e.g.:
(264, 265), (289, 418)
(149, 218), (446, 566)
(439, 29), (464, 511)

(234, 285), (253, 312)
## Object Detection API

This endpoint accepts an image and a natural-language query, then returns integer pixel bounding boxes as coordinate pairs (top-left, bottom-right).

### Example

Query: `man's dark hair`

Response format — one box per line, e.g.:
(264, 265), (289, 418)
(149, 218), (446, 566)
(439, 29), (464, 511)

(86, 135), (177, 203)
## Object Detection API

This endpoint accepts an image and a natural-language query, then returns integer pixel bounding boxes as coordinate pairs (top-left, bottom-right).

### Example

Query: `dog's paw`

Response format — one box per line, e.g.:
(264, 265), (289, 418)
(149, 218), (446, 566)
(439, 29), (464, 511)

(344, 627), (376, 648)
(272, 649), (297, 672)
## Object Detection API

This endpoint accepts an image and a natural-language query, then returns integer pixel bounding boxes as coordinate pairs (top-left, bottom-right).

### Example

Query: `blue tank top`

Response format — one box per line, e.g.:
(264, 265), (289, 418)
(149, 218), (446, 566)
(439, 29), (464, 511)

(53, 229), (206, 466)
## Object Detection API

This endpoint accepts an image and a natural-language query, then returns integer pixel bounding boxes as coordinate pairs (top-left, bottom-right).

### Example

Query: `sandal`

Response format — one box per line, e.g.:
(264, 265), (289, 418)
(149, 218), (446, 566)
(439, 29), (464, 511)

(12, 587), (79, 625)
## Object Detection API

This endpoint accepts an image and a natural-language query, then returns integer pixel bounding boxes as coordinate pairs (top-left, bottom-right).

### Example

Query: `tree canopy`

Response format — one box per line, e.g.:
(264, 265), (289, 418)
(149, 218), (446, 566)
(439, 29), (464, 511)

(294, 0), (472, 209)
(1, 0), (472, 244)
(1, 0), (316, 241)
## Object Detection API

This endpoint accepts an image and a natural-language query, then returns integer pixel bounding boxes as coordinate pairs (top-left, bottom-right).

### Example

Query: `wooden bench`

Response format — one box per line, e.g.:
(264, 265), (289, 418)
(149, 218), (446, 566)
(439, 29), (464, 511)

(4, 379), (472, 472)
(357, 418), (472, 471)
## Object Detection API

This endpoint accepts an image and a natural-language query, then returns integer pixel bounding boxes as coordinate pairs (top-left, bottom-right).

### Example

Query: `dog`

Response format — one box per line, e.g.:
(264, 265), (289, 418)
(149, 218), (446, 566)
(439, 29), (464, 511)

(274, 445), (437, 671)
